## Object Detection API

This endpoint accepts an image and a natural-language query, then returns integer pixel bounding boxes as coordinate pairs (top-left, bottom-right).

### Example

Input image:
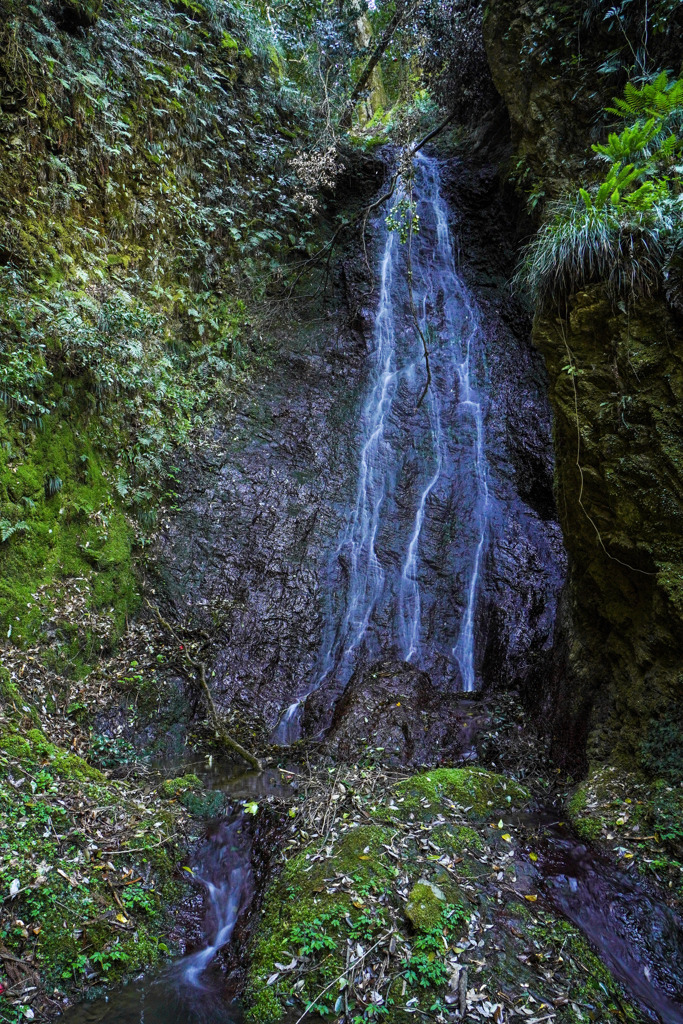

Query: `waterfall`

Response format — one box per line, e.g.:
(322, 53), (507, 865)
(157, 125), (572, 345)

(175, 817), (252, 987)
(273, 153), (491, 742)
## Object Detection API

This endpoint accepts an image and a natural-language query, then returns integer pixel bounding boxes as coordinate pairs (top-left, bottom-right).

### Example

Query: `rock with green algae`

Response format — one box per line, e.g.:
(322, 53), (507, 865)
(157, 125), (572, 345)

(158, 773), (202, 798)
(405, 879), (448, 931)
(245, 824), (395, 1024)
(0, 728), (183, 1014)
(158, 774), (227, 817)
(243, 770), (526, 1024)
(568, 764), (683, 881)
(533, 287), (683, 764)
(0, 727), (104, 781)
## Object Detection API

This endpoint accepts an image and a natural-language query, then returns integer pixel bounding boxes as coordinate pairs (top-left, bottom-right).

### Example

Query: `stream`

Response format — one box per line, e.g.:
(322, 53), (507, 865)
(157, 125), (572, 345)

(532, 831), (683, 1024)
(61, 770), (683, 1024)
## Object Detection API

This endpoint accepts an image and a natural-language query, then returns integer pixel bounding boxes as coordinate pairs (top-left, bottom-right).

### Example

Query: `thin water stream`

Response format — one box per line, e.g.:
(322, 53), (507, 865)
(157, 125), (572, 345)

(61, 817), (251, 1024)
(273, 153), (491, 743)
(527, 825), (683, 1024)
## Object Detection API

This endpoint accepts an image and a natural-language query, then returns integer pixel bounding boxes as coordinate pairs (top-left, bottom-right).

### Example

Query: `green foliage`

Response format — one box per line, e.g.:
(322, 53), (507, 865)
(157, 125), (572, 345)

(0, 733), (180, 1000)
(0, 0), (372, 652)
(0, 517), (29, 542)
(386, 195), (419, 244)
(651, 782), (683, 852)
(291, 911), (341, 954)
(641, 715), (683, 783)
(517, 72), (683, 305)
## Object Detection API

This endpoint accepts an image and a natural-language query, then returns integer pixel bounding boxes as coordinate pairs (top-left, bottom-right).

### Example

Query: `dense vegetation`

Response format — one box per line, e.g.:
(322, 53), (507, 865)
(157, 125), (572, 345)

(1, 0), (683, 1018)
(519, 72), (683, 306)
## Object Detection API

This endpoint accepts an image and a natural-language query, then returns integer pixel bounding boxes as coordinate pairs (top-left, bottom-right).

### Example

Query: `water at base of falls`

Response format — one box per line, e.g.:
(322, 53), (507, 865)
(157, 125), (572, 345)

(273, 152), (491, 743)
(61, 818), (252, 1024)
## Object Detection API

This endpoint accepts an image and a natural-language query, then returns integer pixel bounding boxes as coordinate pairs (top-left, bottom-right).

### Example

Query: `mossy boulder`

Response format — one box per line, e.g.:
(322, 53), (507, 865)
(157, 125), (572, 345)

(391, 767), (531, 821)
(245, 824), (395, 1023)
(158, 773), (202, 798)
(0, 728), (104, 781)
(405, 879), (447, 932)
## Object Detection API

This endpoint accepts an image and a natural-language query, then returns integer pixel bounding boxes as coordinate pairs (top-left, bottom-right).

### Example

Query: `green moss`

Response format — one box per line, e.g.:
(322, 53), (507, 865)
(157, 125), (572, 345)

(180, 789), (227, 818)
(573, 815), (604, 841)
(651, 782), (683, 853)
(157, 774), (227, 815)
(405, 880), (447, 931)
(430, 823), (484, 852)
(392, 767), (530, 820)
(0, 728), (104, 780)
(0, 416), (137, 659)
(158, 773), (202, 798)
(245, 825), (395, 1023)
(523, 911), (643, 1021)
(0, 734), (182, 1001)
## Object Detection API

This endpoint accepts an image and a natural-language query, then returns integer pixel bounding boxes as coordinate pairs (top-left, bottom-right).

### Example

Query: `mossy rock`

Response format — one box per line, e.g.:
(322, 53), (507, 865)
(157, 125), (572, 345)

(0, 728), (104, 781)
(245, 824), (395, 1023)
(430, 823), (484, 853)
(180, 788), (227, 818)
(158, 773), (202, 798)
(391, 767), (530, 821)
(405, 879), (447, 932)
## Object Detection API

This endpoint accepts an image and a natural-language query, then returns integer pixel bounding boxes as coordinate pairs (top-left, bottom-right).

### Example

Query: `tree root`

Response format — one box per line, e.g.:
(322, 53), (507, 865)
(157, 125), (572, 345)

(147, 600), (262, 770)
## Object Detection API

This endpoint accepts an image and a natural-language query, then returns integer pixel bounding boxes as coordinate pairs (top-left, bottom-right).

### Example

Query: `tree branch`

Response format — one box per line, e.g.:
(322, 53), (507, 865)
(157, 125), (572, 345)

(147, 601), (262, 770)
(340, 1), (421, 129)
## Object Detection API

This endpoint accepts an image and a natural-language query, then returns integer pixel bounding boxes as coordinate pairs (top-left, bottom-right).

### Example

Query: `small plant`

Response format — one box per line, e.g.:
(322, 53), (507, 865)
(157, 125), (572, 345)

(291, 911), (341, 955)
(402, 904), (467, 989)
(641, 714), (683, 783)
(517, 72), (683, 306)
(44, 474), (63, 499)
(0, 519), (29, 543)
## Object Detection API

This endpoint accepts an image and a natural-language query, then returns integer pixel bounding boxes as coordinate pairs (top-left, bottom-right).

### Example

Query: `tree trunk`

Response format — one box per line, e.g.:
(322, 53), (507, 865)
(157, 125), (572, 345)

(339, 1), (419, 129)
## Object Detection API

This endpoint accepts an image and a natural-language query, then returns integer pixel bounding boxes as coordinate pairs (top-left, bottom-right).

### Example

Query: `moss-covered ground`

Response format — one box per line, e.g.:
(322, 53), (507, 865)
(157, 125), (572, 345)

(244, 765), (647, 1024)
(0, 605), (257, 1018)
(0, 721), (185, 1021)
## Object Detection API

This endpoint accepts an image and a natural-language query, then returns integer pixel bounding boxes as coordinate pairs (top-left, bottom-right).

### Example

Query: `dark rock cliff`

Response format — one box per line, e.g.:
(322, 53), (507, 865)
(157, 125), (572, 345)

(534, 292), (683, 761)
(483, 0), (683, 763)
(154, 152), (566, 742)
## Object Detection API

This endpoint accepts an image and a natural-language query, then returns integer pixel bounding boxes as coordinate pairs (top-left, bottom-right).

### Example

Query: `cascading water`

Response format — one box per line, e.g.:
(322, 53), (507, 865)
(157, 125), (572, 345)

(273, 153), (491, 743)
(175, 817), (252, 988)
(62, 817), (252, 1024)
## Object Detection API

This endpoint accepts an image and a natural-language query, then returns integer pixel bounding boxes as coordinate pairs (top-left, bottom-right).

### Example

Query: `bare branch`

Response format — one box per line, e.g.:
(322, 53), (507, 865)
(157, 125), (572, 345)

(147, 600), (262, 770)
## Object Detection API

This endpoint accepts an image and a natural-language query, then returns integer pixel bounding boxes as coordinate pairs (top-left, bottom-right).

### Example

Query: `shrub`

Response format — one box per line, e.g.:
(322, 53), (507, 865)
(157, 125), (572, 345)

(641, 715), (683, 784)
(517, 72), (683, 306)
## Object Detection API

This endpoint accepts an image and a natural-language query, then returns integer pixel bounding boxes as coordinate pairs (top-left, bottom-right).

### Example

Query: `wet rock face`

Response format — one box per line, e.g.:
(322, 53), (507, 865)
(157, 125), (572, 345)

(533, 290), (683, 760)
(309, 660), (488, 767)
(153, 313), (372, 731)
(440, 159), (566, 712)
(155, 157), (565, 737)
